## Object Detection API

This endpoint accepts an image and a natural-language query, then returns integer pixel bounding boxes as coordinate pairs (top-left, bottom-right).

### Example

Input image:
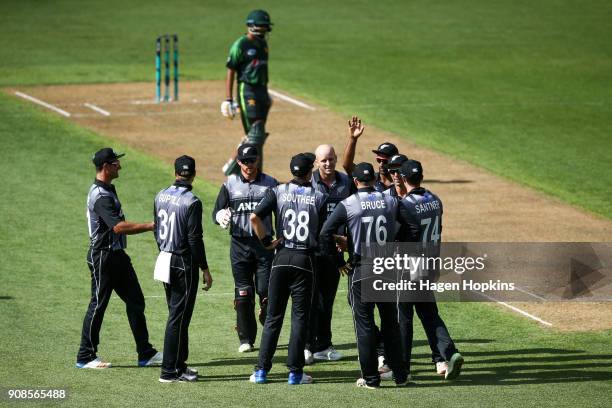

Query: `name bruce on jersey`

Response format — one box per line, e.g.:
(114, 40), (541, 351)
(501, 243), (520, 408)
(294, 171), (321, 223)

(361, 200), (386, 210)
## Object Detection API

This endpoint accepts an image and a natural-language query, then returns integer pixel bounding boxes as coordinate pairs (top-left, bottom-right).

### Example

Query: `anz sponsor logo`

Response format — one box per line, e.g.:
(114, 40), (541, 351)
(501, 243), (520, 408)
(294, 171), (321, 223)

(247, 48), (257, 56)
(236, 201), (259, 212)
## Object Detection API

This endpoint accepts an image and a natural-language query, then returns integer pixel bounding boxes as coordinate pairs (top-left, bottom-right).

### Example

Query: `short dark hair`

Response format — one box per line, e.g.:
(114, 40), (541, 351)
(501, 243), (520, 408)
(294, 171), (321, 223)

(405, 173), (423, 185)
(175, 174), (194, 181)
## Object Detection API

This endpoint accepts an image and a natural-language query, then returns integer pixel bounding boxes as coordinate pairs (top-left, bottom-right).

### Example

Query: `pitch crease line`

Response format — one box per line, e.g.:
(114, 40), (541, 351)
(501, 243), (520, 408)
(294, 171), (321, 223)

(474, 291), (553, 326)
(268, 89), (316, 111)
(14, 91), (71, 117)
(84, 103), (111, 116)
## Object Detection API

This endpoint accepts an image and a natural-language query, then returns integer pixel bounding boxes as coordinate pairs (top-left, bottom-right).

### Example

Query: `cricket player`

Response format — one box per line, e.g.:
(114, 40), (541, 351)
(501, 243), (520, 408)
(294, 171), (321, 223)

(249, 153), (327, 385)
(221, 9), (273, 175)
(396, 159), (464, 380)
(76, 148), (161, 369)
(319, 162), (409, 389)
(154, 155), (213, 383)
(304, 144), (355, 364)
(213, 144), (278, 352)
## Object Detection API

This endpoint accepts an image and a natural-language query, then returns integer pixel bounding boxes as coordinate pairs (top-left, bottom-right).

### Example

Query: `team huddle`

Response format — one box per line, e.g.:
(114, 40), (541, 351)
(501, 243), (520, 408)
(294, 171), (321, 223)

(77, 116), (463, 388)
(75, 9), (463, 389)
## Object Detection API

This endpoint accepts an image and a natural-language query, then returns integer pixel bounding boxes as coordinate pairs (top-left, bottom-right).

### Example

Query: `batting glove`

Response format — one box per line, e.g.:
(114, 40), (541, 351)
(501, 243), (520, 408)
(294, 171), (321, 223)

(221, 99), (237, 119)
(215, 208), (232, 229)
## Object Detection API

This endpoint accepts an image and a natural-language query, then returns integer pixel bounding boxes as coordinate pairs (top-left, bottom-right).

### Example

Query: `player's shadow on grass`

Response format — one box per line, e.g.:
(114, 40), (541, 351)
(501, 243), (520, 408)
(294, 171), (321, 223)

(200, 369), (360, 383)
(424, 179), (473, 184)
(0, 296), (14, 300)
(410, 349), (612, 387)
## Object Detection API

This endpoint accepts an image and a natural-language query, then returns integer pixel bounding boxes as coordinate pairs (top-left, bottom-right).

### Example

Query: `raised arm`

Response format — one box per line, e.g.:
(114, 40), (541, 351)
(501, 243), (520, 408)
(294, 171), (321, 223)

(342, 116), (365, 174)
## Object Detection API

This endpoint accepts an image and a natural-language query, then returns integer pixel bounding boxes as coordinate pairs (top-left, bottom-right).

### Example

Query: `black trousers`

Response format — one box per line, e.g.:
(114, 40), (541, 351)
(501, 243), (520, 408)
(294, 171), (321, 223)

(77, 249), (155, 363)
(307, 254), (341, 352)
(256, 248), (314, 372)
(230, 237), (273, 345)
(398, 299), (458, 372)
(349, 272), (407, 387)
(160, 254), (199, 379)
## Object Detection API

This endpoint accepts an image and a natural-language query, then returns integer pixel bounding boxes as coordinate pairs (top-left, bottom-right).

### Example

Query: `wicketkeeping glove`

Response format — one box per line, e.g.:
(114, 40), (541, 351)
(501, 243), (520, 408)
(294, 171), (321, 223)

(215, 208), (232, 229)
(220, 99), (238, 119)
(338, 262), (353, 277)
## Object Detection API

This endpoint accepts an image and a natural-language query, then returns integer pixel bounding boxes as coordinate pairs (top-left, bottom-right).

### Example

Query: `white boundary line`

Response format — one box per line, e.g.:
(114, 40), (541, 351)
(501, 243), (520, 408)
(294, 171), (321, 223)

(474, 291), (553, 326)
(84, 103), (110, 116)
(269, 89), (316, 111)
(14, 91), (71, 117)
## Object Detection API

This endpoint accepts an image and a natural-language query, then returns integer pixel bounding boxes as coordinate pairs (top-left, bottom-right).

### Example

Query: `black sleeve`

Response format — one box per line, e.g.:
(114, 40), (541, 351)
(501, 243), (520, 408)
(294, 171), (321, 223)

(319, 203), (348, 257)
(253, 188), (277, 219)
(212, 184), (230, 224)
(316, 193), (329, 236)
(188, 199), (208, 269)
(349, 181), (358, 194)
(397, 202), (420, 242)
(440, 201), (444, 235)
(153, 198), (160, 250)
(94, 196), (122, 229)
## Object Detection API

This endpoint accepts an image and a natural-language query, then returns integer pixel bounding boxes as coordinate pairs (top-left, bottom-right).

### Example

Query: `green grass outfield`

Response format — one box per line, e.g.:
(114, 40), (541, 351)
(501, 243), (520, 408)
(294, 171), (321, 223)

(1, 0), (611, 217)
(1, 92), (611, 407)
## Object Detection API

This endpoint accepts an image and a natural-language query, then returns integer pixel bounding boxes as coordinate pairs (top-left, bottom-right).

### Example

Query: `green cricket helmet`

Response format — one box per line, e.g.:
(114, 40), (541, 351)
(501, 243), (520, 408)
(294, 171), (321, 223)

(246, 9), (273, 36)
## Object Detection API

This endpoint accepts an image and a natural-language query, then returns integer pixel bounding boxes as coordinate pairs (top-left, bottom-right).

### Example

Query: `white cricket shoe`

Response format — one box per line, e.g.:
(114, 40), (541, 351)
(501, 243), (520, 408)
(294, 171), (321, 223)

(288, 371), (313, 385)
(436, 361), (448, 375)
(304, 349), (314, 365)
(313, 346), (343, 361)
(356, 378), (379, 389)
(379, 364), (392, 374)
(238, 343), (254, 353)
(139, 351), (163, 367)
(159, 372), (197, 383)
(75, 357), (111, 369)
(185, 367), (198, 376)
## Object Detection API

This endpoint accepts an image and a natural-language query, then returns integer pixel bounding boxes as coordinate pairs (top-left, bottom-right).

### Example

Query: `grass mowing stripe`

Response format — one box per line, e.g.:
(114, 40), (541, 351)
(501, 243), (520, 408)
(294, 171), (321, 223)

(1, 93), (611, 406)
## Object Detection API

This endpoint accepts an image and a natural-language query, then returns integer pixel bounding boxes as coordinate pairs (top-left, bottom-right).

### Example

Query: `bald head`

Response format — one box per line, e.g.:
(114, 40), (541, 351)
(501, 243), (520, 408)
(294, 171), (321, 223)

(315, 144), (335, 159)
(315, 144), (337, 178)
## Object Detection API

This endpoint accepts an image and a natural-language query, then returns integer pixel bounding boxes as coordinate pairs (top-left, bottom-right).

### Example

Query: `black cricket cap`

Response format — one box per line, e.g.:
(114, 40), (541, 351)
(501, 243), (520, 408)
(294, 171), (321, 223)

(92, 147), (124, 167)
(290, 153), (315, 177)
(175, 155), (196, 177)
(386, 153), (409, 169)
(399, 159), (423, 178)
(371, 142), (398, 157)
(237, 144), (259, 161)
(352, 162), (376, 182)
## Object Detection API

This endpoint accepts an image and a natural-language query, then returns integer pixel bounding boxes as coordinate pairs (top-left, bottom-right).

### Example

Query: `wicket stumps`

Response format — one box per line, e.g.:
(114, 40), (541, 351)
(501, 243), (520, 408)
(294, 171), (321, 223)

(156, 34), (179, 103)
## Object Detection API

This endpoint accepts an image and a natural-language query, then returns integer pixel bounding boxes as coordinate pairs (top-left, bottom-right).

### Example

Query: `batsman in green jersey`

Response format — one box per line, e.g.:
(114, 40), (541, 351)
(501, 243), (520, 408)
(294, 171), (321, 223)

(221, 10), (273, 175)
